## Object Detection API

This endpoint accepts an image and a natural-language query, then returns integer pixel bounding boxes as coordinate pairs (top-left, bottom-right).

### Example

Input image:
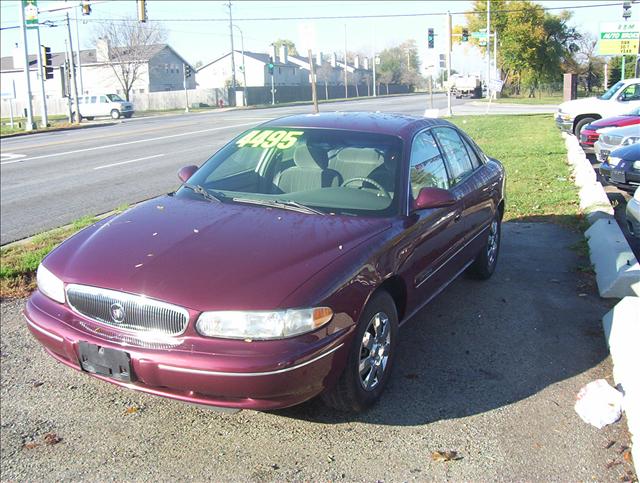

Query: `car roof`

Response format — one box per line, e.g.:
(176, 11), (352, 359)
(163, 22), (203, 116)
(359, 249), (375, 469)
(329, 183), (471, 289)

(261, 112), (454, 139)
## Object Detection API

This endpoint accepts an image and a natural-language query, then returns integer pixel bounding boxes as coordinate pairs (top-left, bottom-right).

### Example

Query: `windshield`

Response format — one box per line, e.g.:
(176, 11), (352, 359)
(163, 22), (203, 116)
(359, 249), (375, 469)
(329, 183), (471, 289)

(106, 94), (125, 102)
(599, 81), (625, 101)
(177, 127), (404, 217)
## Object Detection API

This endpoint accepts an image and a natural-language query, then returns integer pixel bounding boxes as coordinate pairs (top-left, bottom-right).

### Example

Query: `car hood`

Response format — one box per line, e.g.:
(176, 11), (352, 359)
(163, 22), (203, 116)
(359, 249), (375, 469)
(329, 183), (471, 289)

(44, 196), (391, 311)
(558, 97), (609, 115)
(592, 115), (640, 129)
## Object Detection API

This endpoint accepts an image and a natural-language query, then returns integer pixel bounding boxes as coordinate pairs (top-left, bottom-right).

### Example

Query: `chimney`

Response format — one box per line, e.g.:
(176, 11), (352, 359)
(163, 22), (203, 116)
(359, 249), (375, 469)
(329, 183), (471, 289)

(315, 51), (322, 66)
(96, 37), (111, 62)
(12, 43), (24, 69)
(279, 45), (288, 64)
(363, 57), (369, 70)
(330, 52), (337, 67)
(272, 44), (278, 63)
(354, 55), (359, 69)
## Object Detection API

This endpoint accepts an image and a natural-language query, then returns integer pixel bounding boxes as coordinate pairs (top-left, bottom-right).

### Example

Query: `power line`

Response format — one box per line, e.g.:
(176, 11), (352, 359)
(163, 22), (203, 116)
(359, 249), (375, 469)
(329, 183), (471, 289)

(67, 2), (625, 22)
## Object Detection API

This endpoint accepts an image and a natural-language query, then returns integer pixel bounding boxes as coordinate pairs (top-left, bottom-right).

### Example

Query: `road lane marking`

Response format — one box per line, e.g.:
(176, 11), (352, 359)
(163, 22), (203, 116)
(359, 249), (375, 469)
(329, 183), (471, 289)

(0, 153), (27, 161)
(0, 121), (257, 166)
(93, 154), (165, 170)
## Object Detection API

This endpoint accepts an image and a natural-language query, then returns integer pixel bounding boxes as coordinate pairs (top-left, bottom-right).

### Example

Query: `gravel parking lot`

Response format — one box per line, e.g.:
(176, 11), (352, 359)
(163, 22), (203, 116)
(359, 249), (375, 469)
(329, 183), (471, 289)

(1, 223), (635, 481)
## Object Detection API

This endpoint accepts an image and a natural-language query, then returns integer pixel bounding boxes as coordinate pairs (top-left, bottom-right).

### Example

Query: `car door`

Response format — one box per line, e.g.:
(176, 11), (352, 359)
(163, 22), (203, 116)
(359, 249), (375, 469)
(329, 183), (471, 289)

(398, 129), (466, 310)
(432, 126), (485, 265)
(618, 83), (640, 112)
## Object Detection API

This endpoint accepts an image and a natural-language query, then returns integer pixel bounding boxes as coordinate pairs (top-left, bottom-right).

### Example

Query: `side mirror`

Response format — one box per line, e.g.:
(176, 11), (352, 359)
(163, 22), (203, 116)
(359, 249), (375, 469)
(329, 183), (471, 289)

(413, 187), (456, 211)
(177, 165), (198, 183)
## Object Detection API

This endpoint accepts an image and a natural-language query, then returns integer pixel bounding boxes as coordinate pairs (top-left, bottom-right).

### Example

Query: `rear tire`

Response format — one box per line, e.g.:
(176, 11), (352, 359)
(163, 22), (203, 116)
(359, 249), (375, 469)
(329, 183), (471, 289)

(468, 211), (501, 280)
(85, 116), (94, 121)
(321, 291), (398, 412)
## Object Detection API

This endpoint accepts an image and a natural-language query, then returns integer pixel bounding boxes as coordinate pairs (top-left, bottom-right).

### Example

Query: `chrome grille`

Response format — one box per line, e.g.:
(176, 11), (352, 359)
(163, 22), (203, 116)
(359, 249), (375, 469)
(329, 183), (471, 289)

(66, 284), (189, 336)
(601, 134), (622, 146)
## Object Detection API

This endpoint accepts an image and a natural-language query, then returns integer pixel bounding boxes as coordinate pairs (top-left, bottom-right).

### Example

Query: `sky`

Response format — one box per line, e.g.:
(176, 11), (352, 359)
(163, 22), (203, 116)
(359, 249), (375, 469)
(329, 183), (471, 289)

(0, 0), (635, 76)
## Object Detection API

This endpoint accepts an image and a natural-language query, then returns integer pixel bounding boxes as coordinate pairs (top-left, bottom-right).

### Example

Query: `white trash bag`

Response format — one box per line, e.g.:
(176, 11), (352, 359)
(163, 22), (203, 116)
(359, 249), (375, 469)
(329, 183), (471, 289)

(574, 379), (624, 429)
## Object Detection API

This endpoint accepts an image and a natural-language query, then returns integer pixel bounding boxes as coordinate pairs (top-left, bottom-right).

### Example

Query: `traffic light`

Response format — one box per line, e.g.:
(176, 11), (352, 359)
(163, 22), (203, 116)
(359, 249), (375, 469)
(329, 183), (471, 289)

(439, 53), (446, 68)
(42, 45), (54, 80)
(427, 28), (434, 49)
(81, 0), (91, 15)
(462, 28), (469, 42)
(137, 0), (147, 22)
(185, 64), (192, 78)
(267, 56), (274, 75)
(623, 1), (632, 20)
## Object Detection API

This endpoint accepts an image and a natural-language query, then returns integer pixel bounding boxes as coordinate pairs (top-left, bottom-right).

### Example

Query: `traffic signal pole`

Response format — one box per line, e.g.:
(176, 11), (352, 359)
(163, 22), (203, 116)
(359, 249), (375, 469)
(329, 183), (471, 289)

(446, 11), (452, 116)
(183, 64), (189, 113)
(65, 13), (80, 124)
(35, 26), (48, 128)
(18, 2), (35, 131)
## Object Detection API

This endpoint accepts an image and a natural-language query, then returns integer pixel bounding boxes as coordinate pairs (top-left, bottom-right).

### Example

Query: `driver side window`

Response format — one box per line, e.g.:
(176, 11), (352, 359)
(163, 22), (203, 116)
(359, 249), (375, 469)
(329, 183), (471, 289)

(409, 130), (449, 198)
(620, 84), (640, 102)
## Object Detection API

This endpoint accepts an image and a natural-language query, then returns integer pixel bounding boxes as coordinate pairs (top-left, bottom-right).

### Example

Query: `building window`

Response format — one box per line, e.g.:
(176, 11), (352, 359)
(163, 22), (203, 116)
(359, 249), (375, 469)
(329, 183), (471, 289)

(138, 89), (145, 93)
(278, 67), (281, 74)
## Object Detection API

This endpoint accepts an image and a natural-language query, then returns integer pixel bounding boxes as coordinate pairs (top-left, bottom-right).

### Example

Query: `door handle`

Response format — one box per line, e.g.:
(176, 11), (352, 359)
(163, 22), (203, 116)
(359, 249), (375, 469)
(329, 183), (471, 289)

(454, 211), (462, 222)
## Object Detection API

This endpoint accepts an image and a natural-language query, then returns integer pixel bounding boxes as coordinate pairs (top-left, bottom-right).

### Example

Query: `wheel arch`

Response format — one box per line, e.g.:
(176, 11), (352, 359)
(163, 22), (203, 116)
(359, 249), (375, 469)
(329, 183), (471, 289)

(573, 113), (600, 131)
(376, 275), (408, 322)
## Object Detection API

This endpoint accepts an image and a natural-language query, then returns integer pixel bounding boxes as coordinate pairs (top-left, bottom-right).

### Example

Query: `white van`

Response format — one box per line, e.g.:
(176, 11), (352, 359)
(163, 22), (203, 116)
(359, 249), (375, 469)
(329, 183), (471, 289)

(73, 94), (135, 121)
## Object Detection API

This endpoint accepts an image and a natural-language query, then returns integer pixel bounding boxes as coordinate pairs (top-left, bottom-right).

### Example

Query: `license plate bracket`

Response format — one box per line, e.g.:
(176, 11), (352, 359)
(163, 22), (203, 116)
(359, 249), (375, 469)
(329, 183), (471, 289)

(78, 341), (134, 382)
(611, 169), (626, 183)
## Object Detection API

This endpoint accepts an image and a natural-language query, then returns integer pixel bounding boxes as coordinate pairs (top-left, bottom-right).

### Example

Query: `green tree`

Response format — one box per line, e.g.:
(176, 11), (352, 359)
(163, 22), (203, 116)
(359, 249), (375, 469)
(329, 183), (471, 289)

(377, 40), (421, 90)
(272, 39), (298, 56)
(608, 56), (636, 86)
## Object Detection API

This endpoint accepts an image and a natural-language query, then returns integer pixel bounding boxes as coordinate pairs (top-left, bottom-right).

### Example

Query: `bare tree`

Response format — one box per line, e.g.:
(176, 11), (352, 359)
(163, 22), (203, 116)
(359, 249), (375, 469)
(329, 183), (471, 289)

(316, 62), (334, 100)
(91, 18), (168, 101)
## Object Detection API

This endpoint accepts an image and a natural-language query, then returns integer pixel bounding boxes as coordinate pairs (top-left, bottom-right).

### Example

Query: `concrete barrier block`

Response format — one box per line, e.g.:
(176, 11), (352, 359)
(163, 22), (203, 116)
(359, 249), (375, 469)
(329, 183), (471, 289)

(573, 165), (597, 187)
(586, 219), (640, 298)
(585, 209), (615, 225)
(602, 297), (640, 472)
(579, 182), (614, 214)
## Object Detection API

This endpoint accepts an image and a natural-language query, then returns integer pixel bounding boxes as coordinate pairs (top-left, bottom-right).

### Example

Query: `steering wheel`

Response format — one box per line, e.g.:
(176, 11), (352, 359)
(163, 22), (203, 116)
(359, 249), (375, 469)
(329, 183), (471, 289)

(343, 177), (391, 199)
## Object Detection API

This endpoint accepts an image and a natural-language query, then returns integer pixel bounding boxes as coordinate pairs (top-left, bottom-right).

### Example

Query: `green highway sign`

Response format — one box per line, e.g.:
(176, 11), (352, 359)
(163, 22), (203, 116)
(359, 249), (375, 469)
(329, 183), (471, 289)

(471, 31), (488, 39)
(23, 0), (38, 29)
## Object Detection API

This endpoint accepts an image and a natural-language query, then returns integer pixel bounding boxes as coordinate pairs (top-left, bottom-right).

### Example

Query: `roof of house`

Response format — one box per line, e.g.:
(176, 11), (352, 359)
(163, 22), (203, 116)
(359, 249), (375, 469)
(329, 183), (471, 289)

(1, 44), (192, 72)
(197, 50), (300, 72)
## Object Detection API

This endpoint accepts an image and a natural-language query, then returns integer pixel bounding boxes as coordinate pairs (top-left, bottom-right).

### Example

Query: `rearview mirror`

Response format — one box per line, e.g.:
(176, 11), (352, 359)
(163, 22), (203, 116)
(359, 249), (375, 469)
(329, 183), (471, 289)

(177, 165), (198, 183)
(413, 187), (456, 210)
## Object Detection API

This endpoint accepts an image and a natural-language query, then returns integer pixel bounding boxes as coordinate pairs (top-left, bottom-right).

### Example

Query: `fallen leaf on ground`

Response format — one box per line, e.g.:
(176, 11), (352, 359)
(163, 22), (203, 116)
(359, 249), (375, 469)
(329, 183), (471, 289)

(23, 442), (39, 450)
(32, 382), (44, 388)
(43, 433), (62, 445)
(431, 450), (462, 462)
(605, 460), (622, 469)
(622, 450), (632, 463)
(605, 440), (616, 449)
(125, 406), (139, 415)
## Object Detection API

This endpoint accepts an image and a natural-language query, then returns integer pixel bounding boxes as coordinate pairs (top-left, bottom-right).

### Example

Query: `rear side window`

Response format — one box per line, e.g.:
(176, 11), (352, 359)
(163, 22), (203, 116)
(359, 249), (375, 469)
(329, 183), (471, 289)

(433, 127), (474, 185)
(461, 136), (483, 169)
(100, 96), (108, 103)
(90, 96), (97, 103)
(409, 130), (449, 197)
(620, 84), (640, 102)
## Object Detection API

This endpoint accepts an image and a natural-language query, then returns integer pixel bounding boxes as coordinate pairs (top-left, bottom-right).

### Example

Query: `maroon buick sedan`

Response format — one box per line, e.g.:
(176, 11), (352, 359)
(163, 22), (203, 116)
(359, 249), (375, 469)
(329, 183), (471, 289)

(26, 112), (505, 413)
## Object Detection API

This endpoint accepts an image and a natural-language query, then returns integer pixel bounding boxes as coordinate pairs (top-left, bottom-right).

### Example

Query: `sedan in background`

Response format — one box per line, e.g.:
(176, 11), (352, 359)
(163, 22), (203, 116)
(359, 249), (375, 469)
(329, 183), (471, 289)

(626, 188), (640, 239)
(599, 143), (640, 193)
(579, 107), (640, 154)
(594, 124), (640, 163)
(24, 112), (505, 413)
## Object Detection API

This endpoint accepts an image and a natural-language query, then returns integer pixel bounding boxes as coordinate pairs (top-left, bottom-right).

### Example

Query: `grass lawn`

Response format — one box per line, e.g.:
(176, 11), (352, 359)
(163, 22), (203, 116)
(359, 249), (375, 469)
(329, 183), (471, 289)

(0, 114), (579, 299)
(1, 114), (75, 137)
(483, 96), (563, 105)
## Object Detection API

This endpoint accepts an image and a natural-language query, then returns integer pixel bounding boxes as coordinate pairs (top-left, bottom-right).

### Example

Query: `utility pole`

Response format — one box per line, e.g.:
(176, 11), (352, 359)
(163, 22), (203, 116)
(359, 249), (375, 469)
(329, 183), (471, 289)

(66, 13), (80, 124)
(35, 27), (48, 128)
(371, 25), (377, 97)
(446, 11), (452, 116)
(309, 49), (319, 113)
(74, 5), (84, 95)
(18, 1), (35, 131)
(64, 39), (72, 122)
(344, 24), (348, 99)
(486, 0), (491, 98)
(233, 25), (247, 106)
(227, 1), (237, 104)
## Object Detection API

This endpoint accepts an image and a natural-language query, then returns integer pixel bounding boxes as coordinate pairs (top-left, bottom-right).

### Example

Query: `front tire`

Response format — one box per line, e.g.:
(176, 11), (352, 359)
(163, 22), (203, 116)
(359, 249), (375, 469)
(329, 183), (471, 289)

(468, 212), (501, 279)
(110, 109), (121, 120)
(573, 117), (596, 137)
(321, 291), (398, 412)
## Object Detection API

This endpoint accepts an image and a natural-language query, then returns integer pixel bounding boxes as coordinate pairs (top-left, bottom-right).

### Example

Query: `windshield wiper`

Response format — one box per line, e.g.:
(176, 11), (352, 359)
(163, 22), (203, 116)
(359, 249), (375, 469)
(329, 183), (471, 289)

(231, 197), (325, 215)
(183, 183), (224, 203)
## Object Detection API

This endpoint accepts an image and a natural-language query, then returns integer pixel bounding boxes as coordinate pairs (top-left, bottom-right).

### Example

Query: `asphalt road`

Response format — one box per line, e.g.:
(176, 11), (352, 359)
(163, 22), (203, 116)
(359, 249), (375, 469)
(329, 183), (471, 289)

(0, 93), (468, 245)
(0, 223), (635, 481)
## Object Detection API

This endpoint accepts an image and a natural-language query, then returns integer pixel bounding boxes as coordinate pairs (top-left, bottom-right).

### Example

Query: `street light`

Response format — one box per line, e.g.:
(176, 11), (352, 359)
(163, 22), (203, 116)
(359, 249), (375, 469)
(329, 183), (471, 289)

(232, 24), (247, 106)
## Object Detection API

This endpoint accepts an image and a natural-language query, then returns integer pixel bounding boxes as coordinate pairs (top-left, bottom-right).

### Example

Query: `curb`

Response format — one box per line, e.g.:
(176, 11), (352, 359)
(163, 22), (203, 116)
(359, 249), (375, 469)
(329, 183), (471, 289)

(585, 218), (640, 297)
(602, 296), (640, 474)
(1, 121), (119, 139)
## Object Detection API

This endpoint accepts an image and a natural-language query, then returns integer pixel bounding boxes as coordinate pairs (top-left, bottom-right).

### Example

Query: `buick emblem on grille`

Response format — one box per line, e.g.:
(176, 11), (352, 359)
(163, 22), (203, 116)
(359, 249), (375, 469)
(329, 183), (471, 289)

(110, 303), (125, 323)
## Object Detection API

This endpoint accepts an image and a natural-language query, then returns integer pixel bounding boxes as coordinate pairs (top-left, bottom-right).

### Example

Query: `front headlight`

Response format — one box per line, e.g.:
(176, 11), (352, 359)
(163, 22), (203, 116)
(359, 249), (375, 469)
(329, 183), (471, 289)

(623, 136), (640, 146)
(36, 264), (65, 303)
(608, 156), (622, 167)
(561, 113), (572, 121)
(633, 161), (640, 170)
(196, 307), (333, 340)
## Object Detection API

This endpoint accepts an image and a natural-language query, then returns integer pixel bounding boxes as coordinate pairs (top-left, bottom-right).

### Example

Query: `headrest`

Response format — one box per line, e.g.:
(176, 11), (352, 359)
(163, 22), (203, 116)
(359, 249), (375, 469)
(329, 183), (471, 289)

(293, 144), (328, 169)
(336, 147), (383, 165)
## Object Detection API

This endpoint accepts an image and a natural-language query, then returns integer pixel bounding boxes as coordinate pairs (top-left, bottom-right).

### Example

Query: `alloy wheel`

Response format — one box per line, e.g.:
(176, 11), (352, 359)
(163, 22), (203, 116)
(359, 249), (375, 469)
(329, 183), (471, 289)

(358, 311), (391, 391)
(487, 219), (499, 266)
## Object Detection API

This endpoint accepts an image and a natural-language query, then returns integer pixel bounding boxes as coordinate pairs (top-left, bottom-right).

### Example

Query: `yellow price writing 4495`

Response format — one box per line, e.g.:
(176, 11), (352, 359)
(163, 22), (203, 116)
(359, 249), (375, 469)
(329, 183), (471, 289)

(235, 130), (304, 149)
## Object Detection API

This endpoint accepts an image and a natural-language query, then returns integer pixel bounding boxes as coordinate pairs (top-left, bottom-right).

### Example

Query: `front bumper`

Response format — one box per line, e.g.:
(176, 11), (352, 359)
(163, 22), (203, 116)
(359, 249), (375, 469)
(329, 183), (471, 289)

(555, 114), (573, 133)
(600, 162), (640, 192)
(24, 291), (351, 410)
(594, 141), (616, 163)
